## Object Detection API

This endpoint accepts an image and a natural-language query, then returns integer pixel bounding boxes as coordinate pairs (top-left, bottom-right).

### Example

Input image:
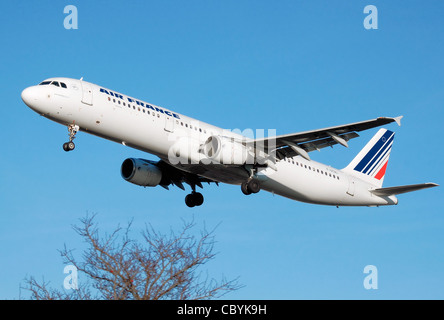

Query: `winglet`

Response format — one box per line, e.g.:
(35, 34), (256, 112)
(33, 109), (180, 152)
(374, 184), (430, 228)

(394, 115), (403, 126)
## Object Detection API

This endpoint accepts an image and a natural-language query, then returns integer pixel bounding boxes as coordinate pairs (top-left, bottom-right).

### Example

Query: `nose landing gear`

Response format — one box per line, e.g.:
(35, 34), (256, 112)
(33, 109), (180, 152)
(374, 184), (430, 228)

(63, 124), (79, 152)
(63, 141), (76, 152)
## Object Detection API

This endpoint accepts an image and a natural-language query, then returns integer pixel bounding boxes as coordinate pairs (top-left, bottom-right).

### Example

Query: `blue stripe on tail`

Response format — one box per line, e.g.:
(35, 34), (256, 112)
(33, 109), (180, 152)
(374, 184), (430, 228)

(354, 130), (394, 173)
(362, 134), (394, 174)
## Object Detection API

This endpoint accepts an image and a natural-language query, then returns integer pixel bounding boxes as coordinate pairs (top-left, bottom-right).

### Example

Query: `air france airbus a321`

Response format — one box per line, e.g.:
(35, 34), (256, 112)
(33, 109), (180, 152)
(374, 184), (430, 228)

(21, 77), (438, 207)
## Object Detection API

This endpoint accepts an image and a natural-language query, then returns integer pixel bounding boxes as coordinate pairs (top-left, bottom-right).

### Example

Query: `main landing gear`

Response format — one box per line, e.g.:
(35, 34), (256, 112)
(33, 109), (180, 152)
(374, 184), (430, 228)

(185, 191), (204, 208)
(241, 165), (261, 196)
(63, 124), (79, 152)
(241, 179), (260, 195)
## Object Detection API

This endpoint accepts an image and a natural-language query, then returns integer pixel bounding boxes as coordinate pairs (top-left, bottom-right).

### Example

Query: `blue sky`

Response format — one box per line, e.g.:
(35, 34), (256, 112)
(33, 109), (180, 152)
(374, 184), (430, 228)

(0, 0), (443, 299)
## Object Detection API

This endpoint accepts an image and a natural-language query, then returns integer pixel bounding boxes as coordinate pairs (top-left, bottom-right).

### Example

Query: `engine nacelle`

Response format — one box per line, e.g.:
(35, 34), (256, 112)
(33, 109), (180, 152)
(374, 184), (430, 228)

(169, 137), (204, 165)
(121, 158), (162, 187)
(202, 135), (255, 165)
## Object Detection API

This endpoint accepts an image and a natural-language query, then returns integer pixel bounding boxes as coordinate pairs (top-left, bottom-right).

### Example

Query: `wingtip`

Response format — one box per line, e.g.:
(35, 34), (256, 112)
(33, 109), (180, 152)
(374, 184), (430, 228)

(394, 115), (403, 126)
(378, 116), (403, 126)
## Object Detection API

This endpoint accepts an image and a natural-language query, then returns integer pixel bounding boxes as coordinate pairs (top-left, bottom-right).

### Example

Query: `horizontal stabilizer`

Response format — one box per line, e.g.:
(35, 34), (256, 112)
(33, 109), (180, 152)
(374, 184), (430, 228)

(370, 183), (438, 196)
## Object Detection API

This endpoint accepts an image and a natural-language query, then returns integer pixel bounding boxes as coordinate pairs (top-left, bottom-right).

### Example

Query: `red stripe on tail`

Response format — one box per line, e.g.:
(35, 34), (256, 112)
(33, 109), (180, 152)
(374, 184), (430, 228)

(375, 161), (388, 180)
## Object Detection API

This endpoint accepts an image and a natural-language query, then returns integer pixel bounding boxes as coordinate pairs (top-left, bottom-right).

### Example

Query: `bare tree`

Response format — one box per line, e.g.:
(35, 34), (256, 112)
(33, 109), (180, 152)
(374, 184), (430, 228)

(24, 214), (241, 300)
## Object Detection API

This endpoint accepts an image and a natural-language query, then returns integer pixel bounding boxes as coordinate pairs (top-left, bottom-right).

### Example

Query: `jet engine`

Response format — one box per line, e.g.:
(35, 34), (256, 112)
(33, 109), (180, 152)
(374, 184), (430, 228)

(169, 137), (203, 165)
(202, 135), (255, 165)
(121, 158), (162, 187)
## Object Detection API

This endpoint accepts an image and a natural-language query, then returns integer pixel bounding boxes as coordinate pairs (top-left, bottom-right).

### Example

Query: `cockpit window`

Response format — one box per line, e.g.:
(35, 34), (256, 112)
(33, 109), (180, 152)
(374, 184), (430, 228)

(38, 80), (68, 88)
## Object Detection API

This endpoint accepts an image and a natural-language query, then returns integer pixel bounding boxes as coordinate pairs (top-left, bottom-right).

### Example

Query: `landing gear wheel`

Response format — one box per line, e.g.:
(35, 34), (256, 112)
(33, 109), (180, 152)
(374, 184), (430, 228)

(241, 180), (260, 195)
(247, 180), (260, 194)
(63, 141), (75, 152)
(193, 192), (204, 206)
(67, 141), (75, 151)
(185, 194), (195, 207)
(185, 192), (204, 207)
(241, 182), (252, 195)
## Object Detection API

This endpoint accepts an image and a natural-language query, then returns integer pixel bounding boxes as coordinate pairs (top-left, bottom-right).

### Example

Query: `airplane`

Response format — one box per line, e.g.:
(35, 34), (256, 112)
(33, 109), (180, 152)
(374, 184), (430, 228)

(21, 77), (438, 207)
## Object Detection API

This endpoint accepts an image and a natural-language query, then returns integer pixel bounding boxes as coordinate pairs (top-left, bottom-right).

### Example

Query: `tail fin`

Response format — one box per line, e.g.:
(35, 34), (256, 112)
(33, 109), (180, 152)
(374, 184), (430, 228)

(342, 128), (395, 187)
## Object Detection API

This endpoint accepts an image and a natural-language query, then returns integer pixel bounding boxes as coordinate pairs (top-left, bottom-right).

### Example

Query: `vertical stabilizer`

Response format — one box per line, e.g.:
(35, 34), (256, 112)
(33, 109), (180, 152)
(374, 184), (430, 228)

(342, 128), (395, 187)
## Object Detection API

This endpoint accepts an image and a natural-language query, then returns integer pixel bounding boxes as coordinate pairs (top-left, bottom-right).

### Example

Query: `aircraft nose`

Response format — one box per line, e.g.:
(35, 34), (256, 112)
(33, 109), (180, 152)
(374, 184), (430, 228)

(21, 86), (39, 107)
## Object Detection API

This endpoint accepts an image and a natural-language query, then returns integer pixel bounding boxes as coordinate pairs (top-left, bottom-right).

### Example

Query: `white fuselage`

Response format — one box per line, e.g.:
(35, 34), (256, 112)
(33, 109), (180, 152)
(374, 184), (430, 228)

(21, 77), (398, 207)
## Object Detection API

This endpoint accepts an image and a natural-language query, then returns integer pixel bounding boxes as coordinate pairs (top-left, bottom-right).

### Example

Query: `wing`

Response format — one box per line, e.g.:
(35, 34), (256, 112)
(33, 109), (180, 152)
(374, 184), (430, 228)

(146, 116), (403, 187)
(147, 159), (217, 191)
(250, 116), (403, 161)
